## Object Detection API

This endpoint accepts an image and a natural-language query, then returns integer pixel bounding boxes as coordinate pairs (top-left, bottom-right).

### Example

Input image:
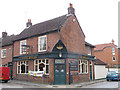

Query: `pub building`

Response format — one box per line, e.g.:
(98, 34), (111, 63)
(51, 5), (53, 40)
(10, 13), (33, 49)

(13, 4), (95, 85)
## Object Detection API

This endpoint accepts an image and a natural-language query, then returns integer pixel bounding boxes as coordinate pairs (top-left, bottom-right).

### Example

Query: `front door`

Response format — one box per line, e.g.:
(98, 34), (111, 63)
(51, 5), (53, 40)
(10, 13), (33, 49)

(8, 62), (13, 80)
(90, 61), (93, 80)
(54, 64), (66, 84)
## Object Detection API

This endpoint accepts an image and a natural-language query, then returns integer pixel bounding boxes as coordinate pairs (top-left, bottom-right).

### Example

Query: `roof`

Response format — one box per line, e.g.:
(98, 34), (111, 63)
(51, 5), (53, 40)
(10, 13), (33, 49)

(94, 58), (106, 65)
(0, 35), (16, 47)
(14, 14), (70, 41)
(85, 42), (95, 48)
(94, 43), (117, 51)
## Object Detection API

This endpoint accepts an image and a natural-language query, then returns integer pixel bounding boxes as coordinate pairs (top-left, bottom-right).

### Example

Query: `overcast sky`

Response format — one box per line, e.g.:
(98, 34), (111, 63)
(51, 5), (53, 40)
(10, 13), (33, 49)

(0, 0), (119, 46)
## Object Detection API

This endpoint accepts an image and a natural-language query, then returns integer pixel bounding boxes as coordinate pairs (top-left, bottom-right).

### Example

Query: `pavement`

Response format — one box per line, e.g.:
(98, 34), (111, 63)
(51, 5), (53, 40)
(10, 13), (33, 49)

(9, 79), (106, 88)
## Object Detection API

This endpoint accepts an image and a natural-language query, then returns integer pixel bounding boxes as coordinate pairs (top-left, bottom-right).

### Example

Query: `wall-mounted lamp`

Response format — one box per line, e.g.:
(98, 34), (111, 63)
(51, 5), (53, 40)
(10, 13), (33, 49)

(59, 52), (62, 58)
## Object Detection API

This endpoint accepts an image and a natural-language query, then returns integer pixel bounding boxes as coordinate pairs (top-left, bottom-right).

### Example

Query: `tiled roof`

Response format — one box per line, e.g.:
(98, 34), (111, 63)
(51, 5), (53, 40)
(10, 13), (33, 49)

(14, 14), (70, 41)
(94, 58), (106, 65)
(85, 42), (95, 48)
(94, 43), (117, 51)
(0, 35), (16, 47)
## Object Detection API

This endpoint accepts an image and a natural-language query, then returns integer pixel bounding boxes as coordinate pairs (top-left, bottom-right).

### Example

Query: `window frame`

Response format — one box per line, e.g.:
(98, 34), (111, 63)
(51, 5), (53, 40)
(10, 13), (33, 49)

(38, 35), (47, 52)
(112, 57), (116, 61)
(79, 60), (88, 74)
(88, 46), (91, 55)
(17, 61), (28, 74)
(34, 59), (49, 75)
(20, 40), (27, 54)
(1, 49), (7, 58)
(112, 48), (115, 52)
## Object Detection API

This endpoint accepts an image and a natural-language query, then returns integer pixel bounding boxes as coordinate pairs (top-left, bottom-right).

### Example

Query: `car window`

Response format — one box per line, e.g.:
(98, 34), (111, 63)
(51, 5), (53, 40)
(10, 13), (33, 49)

(108, 71), (116, 74)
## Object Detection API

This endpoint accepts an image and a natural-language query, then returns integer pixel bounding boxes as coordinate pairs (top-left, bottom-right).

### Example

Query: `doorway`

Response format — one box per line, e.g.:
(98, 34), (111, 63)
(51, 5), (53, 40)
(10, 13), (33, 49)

(54, 59), (66, 85)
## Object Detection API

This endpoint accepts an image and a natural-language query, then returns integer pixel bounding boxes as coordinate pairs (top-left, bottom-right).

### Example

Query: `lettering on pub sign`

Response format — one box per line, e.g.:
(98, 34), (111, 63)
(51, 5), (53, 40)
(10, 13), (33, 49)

(69, 60), (78, 71)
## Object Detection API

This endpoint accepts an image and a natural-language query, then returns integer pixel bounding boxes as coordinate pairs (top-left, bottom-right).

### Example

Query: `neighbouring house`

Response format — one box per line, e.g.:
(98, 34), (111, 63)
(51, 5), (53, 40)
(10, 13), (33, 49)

(10, 4), (95, 85)
(94, 40), (120, 72)
(0, 32), (16, 79)
(94, 58), (107, 80)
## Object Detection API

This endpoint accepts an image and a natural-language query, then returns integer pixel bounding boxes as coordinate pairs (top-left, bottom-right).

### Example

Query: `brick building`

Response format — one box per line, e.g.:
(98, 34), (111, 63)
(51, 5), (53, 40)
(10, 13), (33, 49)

(0, 32), (16, 79)
(11, 4), (95, 84)
(94, 40), (120, 68)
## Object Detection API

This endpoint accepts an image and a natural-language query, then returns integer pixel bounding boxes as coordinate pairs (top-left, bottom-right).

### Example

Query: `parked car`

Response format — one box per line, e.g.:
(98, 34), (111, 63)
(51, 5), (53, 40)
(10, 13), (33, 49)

(0, 67), (10, 83)
(106, 71), (120, 81)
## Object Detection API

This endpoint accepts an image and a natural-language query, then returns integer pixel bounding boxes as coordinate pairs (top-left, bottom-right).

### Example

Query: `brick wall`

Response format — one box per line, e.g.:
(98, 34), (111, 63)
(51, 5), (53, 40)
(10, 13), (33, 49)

(94, 45), (119, 67)
(0, 45), (13, 66)
(60, 15), (88, 54)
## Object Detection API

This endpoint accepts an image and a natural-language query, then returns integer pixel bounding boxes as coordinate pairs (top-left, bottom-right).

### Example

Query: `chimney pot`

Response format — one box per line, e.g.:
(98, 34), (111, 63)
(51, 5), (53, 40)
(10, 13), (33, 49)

(26, 19), (32, 27)
(68, 3), (75, 15)
(70, 3), (73, 7)
(2, 32), (7, 38)
(112, 39), (114, 44)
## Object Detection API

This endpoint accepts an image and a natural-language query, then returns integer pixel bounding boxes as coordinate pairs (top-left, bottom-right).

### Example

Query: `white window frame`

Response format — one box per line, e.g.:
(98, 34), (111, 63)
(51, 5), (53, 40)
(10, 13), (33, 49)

(17, 61), (28, 74)
(79, 60), (88, 74)
(112, 48), (115, 52)
(20, 40), (27, 54)
(34, 59), (49, 75)
(88, 47), (91, 55)
(1, 49), (7, 58)
(112, 57), (116, 61)
(38, 35), (47, 52)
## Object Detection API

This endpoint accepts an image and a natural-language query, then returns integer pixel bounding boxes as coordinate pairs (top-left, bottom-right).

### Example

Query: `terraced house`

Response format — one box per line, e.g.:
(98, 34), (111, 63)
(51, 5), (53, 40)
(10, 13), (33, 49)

(1, 4), (95, 85)
(0, 32), (16, 79)
(94, 40), (120, 72)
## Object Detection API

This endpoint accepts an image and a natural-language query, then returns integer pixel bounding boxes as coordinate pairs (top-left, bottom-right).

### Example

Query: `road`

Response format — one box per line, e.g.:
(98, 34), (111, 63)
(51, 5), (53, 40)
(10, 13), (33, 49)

(1, 80), (120, 88)
(82, 81), (119, 88)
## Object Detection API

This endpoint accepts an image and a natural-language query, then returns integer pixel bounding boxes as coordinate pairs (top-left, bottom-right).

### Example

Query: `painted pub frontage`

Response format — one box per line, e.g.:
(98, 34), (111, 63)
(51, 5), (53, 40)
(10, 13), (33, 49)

(12, 4), (95, 85)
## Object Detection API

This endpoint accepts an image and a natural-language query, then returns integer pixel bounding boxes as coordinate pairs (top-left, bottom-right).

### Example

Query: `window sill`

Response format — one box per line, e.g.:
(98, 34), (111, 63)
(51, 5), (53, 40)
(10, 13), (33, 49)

(79, 73), (88, 75)
(1, 57), (6, 59)
(38, 50), (47, 52)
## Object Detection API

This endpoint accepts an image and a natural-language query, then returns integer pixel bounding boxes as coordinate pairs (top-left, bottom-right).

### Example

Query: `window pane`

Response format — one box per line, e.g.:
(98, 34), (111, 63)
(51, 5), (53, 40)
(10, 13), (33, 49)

(39, 60), (41, 63)
(46, 65), (49, 73)
(42, 60), (45, 63)
(26, 66), (28, 73)
(35, 65), (38, 71)
(35, 60), (38, 64)
(39, 63), (45, 71)
(26, 61), (28, 65)
(46, 60), (48, 64)
(18, 66), (20, 73)
(21, 65), (25, 73)
(55, 66), (59, 72)
(18, 62), (20, 65)
(39, 36), (46, 51)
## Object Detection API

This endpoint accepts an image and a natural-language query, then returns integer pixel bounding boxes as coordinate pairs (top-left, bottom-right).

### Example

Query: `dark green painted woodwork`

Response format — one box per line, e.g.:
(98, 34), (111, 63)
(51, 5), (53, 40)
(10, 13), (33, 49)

(54, 59), (66, 85)
(8, 62), (13, 80)
(13, 52), (95, 61)
(90, 65), (93, 80)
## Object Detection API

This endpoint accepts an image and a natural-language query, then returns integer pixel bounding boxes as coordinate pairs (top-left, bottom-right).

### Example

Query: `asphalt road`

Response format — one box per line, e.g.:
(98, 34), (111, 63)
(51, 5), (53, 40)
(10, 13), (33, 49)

(1, 80), (120, 88)
(82, 81), (120, 88)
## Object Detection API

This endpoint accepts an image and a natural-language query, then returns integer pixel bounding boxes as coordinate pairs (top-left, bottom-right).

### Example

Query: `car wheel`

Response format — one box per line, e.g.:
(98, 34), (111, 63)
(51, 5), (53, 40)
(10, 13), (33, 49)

(4, 80), (8, 83)
(107, 79), (109, 81)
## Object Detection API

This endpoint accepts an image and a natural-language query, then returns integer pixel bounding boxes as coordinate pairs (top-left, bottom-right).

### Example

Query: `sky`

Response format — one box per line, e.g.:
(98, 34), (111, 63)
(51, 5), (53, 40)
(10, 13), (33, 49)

(0, 0), (119, 46)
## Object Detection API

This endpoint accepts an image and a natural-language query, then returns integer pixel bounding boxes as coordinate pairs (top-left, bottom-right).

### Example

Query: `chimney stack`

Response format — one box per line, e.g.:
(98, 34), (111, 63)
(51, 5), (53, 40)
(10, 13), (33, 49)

(68, 3), (75, 15)
(2, 32), (7, 38)
(112, 39), (114, 44)
(26, 19), (32, 27)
